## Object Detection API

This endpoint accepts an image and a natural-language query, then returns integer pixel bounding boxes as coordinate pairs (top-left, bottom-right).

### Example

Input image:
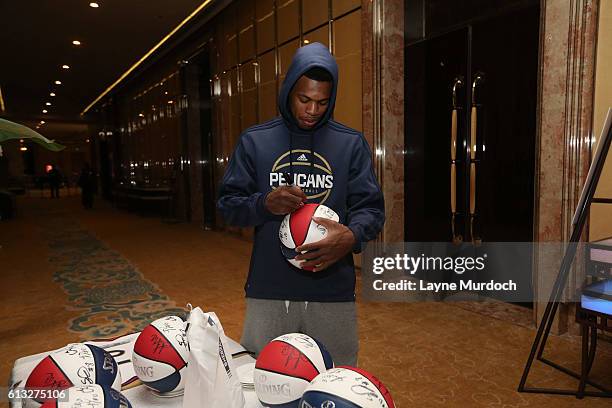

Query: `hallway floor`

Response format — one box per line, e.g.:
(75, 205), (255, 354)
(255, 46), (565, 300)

(1, 196), (610, 407)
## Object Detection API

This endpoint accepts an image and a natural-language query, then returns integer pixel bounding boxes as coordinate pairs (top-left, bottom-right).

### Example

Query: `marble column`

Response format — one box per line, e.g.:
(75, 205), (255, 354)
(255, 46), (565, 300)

(534, 0), (599, 331)
(365, 0), (405, 243)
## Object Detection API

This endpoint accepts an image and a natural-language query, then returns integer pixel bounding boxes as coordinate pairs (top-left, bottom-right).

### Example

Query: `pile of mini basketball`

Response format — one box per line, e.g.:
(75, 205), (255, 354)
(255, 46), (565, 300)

(22, 315), (189, 408)
(254, 333), (395, 408)
(23, 342), (130, 408)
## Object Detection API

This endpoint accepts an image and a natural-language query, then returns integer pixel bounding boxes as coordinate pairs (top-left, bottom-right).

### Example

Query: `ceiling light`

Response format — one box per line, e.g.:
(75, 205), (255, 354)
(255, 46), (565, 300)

(303, 39), (310, 44)
(89, 2), (99, 8)
(55, 80), (62, 85)
(46, 102), (52, 106)
(72, 40), (82, 46)
(50, 92), (56, 97)
(40, 121), (45, 124)
(20, 146), (28, 151)
(62, 64), (70, 69)
(42, 109), (48, 113)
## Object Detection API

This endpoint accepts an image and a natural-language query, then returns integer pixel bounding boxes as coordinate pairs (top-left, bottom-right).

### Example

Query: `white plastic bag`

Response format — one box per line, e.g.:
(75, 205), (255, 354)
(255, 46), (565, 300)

(183, 307), (245, 408)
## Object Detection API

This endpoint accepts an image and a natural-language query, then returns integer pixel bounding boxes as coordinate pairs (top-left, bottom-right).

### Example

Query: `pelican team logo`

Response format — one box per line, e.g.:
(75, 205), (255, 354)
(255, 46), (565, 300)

(269, 149), (334, 203)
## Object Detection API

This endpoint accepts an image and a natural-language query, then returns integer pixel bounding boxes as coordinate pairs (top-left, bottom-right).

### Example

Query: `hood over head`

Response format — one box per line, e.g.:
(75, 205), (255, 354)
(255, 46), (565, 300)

(278, 42), (338, 132)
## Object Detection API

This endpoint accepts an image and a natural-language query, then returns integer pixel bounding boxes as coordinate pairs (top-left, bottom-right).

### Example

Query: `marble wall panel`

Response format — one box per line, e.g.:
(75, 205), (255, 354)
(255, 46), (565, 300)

(534, 0), (598, 331)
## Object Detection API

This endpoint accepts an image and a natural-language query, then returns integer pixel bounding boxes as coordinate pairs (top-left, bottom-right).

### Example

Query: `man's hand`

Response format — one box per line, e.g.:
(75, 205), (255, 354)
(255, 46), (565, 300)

(265, 186), (307, 215)
(295, 217), (355, 272)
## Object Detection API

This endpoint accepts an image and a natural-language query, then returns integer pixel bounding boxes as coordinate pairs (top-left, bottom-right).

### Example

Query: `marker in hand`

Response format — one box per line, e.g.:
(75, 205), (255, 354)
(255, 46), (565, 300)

(265, 173), (307, 215)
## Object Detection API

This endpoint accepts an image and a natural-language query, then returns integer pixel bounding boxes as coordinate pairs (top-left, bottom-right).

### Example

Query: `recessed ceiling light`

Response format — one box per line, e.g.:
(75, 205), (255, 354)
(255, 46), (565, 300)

(72, 40), (82, 46)
(55, 80), (62, 85)
(40, 121), (45, 124)
(42, 109), (48, 113)
(46, 102), (52, 106)
(89, 2), (99, 8)
(62, 64), (70, 69)
(50, 92), (56, 97)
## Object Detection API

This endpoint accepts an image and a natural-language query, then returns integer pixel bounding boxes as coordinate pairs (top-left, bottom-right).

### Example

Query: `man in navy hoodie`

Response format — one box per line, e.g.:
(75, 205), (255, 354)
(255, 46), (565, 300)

(217, 42), (384, 365)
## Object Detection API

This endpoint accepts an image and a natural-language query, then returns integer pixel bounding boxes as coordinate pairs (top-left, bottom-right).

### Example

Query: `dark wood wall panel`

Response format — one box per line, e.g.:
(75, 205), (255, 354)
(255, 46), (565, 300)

(103, 0), (365, 227)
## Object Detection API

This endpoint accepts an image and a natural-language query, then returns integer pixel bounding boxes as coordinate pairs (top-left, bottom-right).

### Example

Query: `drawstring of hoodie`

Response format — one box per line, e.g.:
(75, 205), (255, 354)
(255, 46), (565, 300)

(288, 131), (294, 184)
(309, 133), (314, 180)
(284, 131), (315, 316)
(287, 130), (316, 194)
(284, 301), (310, 314)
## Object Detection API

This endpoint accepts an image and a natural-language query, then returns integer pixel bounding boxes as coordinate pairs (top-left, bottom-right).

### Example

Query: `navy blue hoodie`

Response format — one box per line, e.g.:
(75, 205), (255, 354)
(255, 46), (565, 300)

(217, 42), (385, 302)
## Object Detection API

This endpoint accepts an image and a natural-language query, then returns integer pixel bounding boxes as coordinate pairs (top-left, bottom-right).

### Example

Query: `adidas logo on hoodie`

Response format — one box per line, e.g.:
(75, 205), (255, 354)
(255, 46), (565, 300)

(296, 153), (308, 162)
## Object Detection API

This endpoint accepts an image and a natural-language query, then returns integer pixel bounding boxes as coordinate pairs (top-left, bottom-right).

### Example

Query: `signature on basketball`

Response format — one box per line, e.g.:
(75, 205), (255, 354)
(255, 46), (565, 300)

(175, 330), (188, 348)
(285, 334), (315, 348)
(150, 333), (167, 354)
(74, 385), (96, 394)
(322, 373), (347, 383)
(159, 321), (176, 333)
(74, 390), (104, 408)
(65, 344), (92, 361)
(43, 372), (71, 388)
(281, 347), (309, 369)
(350, 381), (378, 401)
(77, 363), (95, 384)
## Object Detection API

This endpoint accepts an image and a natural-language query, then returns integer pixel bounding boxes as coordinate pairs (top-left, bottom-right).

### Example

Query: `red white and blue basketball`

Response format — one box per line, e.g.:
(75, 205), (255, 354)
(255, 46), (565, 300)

(254, 333), (334, 407)
(40, 385), (132, 408)
(131, 315), (189, 395)
(299, 366), (395, 408)
(24, 343), (121, 407)
(279, 203), (340, 270)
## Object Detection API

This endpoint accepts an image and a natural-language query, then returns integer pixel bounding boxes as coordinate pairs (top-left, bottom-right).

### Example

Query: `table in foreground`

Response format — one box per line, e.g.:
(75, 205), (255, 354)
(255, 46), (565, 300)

(9, 332), (263, 408)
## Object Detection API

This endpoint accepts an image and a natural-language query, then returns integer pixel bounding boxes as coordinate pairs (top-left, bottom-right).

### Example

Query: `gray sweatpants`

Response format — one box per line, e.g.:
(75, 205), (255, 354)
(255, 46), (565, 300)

(240, 298), (358, 366)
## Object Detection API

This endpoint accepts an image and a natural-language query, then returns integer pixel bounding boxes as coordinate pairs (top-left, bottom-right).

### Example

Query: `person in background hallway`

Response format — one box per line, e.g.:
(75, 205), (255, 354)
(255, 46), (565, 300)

(48, 165), (61, 198)
(78, 163), (95, 209)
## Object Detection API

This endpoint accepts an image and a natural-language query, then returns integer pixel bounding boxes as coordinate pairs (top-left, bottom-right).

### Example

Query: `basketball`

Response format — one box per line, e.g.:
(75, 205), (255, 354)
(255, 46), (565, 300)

(24, 343), (121, 407)
(131, 315), (189, 395)
(299, 366), (395, 408)
(279, 203), (340, 270)
(40, 385), (132, 408)
(254, 332), (334, 407)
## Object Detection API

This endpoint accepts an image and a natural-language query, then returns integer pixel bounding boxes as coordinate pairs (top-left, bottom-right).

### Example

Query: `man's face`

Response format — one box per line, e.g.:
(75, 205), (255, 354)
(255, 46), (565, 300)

(289, 75), (332, 130)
